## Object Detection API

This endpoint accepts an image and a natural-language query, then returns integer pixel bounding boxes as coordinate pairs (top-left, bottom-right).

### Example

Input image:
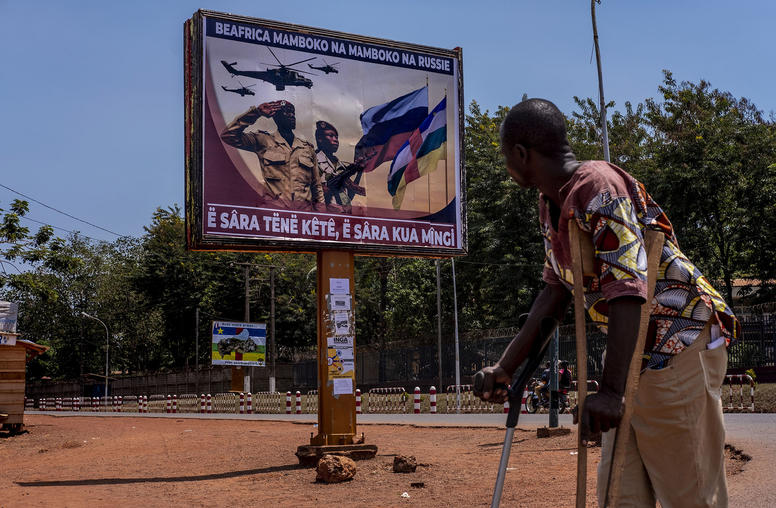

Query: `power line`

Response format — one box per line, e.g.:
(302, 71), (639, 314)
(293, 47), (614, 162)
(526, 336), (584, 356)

(19, 215), (103, 243)
(0, 260), (23, 274)
(0, 183), (125, 237)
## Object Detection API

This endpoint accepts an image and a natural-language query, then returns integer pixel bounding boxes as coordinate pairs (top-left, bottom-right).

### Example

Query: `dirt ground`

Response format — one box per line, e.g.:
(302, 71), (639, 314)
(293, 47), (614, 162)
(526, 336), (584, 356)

(0, 415), (747, 507)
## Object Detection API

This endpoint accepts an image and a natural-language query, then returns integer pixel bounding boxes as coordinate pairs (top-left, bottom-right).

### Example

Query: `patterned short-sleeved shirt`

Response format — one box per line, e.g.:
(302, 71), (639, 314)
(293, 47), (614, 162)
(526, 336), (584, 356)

(541, 161), (740, 368)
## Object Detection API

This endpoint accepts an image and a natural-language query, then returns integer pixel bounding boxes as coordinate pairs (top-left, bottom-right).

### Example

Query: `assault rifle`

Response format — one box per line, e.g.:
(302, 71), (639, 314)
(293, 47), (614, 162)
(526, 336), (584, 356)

(323, 149), (375, 201)
(326, 163), (366, 198)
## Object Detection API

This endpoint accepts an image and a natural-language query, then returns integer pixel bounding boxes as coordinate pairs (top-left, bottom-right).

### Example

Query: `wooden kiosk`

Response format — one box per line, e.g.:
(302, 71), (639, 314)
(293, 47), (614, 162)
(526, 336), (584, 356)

(0, 333), (48, 433)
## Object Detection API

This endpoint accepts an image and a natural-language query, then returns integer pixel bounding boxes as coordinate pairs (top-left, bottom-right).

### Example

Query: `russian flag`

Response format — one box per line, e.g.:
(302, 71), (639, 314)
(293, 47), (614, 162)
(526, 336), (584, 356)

(387, 97), (447, 209)
(354, 87), (428, 172)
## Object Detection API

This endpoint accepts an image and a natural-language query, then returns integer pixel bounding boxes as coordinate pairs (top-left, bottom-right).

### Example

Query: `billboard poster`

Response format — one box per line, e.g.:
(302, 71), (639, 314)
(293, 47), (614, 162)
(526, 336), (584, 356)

(0, 301), (19, 333)
(211, 321), (266, 366)
(185, 10), (465, 256)
(327, 335), (355, 394)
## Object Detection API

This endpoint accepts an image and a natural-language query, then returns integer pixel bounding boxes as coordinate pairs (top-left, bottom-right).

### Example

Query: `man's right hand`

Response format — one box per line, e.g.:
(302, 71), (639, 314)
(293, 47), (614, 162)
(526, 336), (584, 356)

(257, 101), (284, 117)
(472, 365), (512, 403)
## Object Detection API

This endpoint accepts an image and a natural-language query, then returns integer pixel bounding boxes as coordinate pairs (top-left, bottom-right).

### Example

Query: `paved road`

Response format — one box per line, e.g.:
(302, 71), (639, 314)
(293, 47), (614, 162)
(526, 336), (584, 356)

(30, 410), (567, 426)
(722, 413), (776, 506)
(30, 410), (768, 430)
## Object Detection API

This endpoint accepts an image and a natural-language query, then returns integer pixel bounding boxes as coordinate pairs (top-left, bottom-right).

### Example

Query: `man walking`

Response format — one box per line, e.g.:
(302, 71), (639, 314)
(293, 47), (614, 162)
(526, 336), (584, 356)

(475, 98), (739, 507)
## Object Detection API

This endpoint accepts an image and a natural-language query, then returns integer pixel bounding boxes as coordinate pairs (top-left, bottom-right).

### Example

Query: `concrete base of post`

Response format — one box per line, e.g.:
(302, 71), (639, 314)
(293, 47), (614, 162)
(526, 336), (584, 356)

(295, 443), (378, 467)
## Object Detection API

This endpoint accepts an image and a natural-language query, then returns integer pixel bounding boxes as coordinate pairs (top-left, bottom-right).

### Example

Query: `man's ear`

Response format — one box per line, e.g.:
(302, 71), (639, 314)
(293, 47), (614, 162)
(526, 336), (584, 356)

(513, 143), (528, 163)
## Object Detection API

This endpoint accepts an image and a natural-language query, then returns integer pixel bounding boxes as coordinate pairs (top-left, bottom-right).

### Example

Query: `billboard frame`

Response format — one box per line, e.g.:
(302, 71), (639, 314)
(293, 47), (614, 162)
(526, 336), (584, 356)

(184, 9), (466, 257)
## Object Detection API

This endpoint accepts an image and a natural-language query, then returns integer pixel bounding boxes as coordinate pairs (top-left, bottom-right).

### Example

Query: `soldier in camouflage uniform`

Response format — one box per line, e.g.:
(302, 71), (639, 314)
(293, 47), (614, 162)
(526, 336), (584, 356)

(315, 121), (353, 207)
(220, 100), (325, 209)
(315, 121), (367, 211)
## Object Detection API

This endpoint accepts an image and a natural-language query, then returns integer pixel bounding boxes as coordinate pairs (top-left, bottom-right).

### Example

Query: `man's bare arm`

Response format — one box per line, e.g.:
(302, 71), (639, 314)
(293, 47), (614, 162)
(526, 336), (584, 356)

(498, 283), (571, 375)
(580, 295), (642, 435)
(220, 102), (281, 151)
(477, 283), (571, 402)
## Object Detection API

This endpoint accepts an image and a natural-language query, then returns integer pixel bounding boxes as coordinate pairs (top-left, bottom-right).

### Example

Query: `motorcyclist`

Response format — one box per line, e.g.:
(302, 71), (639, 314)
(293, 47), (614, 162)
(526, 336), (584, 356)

(558, 360), (572, 411)
(535, 361), (551, 403)
(558, 360), (572, 390)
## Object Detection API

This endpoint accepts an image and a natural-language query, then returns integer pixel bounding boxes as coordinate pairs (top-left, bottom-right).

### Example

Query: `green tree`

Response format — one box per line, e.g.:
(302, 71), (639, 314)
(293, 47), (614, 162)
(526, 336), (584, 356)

(748, 163), (776, 300)
(135, 206), (320, 367)
(2, 232), (116, 380)
(644, 71), (776, 302)
(457, 101), (545, 329)
(567, 97), (654, 177)
(1, 199), (54, 269)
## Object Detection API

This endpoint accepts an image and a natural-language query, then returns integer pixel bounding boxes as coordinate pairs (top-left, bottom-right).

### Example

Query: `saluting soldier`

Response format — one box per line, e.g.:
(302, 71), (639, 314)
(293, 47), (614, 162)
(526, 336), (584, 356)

(221, 100), (325, 208)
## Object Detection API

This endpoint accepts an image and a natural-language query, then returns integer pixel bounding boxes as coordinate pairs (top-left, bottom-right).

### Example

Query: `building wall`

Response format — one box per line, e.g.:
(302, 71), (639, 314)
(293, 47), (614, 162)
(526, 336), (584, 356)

(0, 345), (26, 425)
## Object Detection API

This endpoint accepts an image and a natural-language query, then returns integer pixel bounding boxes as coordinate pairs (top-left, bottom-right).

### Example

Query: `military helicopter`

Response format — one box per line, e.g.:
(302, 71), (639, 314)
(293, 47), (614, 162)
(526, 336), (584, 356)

(220, 47), (316, 91)
(221, 80), (256, 97)
(308, 59), (340, 75)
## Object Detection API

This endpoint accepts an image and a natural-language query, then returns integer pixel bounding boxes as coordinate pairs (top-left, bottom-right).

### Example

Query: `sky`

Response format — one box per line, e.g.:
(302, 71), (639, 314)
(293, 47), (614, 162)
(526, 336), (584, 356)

(1, 0), (774, 244)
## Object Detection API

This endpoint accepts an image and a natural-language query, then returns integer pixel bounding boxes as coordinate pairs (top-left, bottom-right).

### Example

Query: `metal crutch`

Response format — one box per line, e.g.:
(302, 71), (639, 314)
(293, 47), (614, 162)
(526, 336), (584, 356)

(474, 315), (560, 508)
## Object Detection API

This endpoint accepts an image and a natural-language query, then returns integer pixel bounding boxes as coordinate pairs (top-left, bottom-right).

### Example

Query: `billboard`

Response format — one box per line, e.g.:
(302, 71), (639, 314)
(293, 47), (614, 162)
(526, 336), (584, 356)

(211, 321), (266, 366)
(185, 10), (465, 256)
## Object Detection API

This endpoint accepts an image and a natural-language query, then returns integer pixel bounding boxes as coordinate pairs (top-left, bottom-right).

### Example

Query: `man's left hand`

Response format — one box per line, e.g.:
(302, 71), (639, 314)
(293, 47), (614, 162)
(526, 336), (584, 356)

(578, 390), (623, 442)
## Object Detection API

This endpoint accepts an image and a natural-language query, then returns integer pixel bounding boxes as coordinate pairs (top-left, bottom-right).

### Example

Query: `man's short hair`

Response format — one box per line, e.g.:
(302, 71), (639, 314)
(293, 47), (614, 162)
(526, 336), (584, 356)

(501, 98), (568, 157)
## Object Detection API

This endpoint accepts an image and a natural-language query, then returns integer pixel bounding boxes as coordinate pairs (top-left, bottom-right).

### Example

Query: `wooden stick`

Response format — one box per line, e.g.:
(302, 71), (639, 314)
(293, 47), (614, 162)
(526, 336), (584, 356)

(568, 220), (594, 508)
(603, 230), (664, 507)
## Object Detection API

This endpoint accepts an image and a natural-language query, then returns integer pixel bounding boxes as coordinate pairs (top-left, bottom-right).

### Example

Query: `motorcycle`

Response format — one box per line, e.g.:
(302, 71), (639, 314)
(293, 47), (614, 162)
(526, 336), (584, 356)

(525, 378), (570, 414)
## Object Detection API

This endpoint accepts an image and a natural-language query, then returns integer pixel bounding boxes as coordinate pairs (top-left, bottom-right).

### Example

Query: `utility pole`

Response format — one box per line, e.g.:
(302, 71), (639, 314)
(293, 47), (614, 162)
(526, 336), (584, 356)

(549, 328), (560, 428)
(591, 0), (611, 162)
(232, 261), (278, 392)
(195, 306), (200, 395)
(243, 264), (251, 321)
(269, 265), (276, 393)
(435, 260), (443, 394)
(233, 262), (255, 392)
(81, 312), (109, 408)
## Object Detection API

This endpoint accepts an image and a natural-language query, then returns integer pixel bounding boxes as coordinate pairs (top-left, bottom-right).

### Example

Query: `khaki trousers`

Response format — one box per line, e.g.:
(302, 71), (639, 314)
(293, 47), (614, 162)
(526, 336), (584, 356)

(597, 322), (729, 507)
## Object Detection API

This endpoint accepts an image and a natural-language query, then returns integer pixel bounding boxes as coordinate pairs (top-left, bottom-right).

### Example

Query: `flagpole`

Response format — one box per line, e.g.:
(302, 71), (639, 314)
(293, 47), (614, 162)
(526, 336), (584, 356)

(592, 0), (611, 162)
(427, 168), (432, 214)
(444, 88), (449, 205)
(425, 75), (432, 214)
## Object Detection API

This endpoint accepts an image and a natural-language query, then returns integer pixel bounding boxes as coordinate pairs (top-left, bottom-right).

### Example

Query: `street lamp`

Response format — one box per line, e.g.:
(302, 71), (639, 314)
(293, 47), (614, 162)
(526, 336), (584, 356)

(81, 311), (109, 408)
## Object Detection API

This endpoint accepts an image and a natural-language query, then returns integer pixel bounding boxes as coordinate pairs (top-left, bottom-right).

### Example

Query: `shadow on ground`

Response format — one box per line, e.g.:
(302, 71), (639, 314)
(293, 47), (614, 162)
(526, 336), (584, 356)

(17, 463), (303, 487)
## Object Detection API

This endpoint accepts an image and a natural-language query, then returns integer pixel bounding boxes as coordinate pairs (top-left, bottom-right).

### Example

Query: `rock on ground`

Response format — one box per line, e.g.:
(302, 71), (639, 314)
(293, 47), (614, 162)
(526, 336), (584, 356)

(316, 454), (357, 483)
(536, 426), (572, 438)
(393, 455), (418, 473)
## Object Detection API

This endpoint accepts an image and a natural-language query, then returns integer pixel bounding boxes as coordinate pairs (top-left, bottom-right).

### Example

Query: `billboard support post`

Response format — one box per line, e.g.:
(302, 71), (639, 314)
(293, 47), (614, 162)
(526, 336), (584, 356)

(295, 250), (377, 465)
